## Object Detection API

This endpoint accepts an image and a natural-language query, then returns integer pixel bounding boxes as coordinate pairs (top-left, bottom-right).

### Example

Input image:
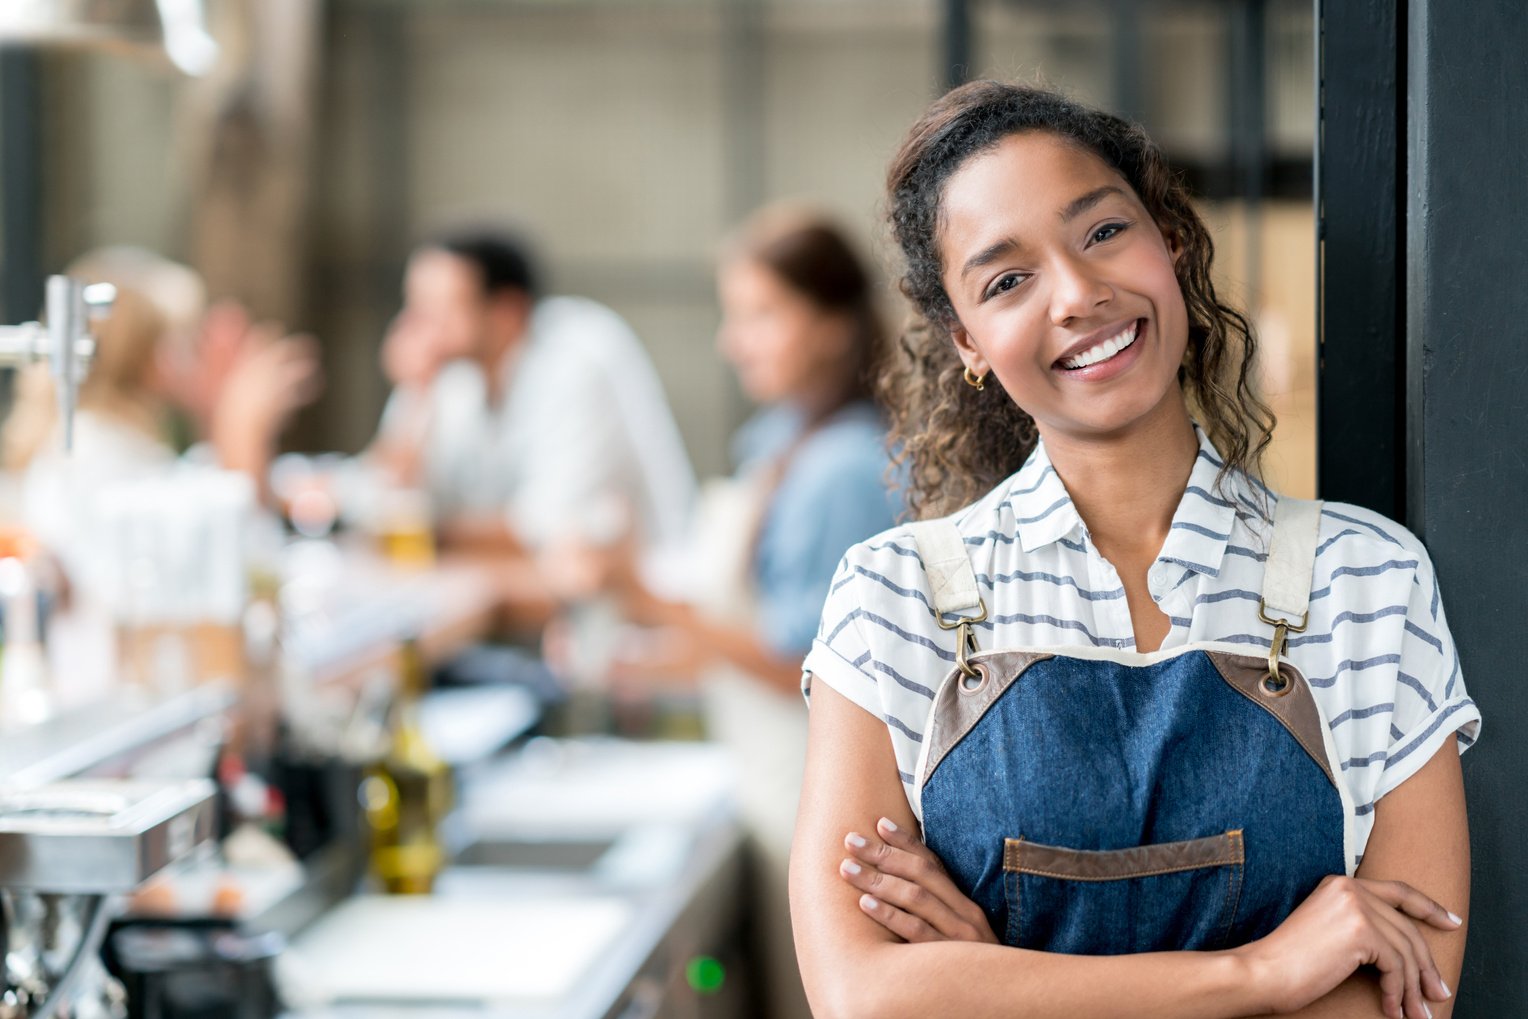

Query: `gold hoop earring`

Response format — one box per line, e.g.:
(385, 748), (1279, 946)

(963, 366), (987, 391)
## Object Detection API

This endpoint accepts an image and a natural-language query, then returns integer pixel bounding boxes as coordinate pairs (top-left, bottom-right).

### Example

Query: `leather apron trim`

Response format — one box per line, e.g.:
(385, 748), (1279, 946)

(1004, 830), (1245, 881)
(1204, 651), (1337, 787)
(919, 650), (1055, 786)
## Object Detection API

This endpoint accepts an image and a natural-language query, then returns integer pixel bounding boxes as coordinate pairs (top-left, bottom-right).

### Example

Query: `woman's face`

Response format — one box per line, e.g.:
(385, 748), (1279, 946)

(717, 257), (852, 406)
(937, 131), (1189, 442)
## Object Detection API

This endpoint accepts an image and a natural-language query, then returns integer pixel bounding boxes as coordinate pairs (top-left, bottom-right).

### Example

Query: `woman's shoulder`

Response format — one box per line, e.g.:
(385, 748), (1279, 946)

(1306, 497), (1438, 587)
(833, 473), (1021, 592)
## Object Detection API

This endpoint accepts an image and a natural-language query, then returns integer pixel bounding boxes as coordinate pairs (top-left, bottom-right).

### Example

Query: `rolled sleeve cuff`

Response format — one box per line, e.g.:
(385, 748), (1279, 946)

(1374, 696), (1482, 802)
(801, 638), (883, 720)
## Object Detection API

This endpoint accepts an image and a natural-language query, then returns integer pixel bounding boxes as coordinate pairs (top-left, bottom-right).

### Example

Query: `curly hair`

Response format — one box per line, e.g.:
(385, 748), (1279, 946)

(881, 80), (1275, 520)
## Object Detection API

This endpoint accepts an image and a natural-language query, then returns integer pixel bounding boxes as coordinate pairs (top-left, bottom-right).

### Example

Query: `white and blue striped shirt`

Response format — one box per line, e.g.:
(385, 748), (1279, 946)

(803, 428), (1481, 867)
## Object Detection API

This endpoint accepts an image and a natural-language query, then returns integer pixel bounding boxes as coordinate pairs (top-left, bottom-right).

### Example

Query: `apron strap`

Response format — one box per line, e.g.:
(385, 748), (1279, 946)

(910, 518), (986, 679)
(1258, 497), (1323, 691)
(909, 518), (982, 619)
(1260, 497), (1324, 622)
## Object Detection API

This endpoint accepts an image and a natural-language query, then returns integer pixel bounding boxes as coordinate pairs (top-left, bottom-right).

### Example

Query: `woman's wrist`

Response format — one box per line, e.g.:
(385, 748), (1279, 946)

(1218, 942), (1281, 1017)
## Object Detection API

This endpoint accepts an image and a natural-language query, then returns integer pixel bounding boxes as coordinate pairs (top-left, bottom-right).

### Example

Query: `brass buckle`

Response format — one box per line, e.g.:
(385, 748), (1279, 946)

(1257, 601), (1308, 695)
(935, 599), (988, 679)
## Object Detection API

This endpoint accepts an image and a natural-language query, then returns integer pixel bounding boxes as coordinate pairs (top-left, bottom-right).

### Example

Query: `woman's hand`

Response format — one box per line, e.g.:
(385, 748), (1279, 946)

(837, 816), (999, 945)
(1234, 874), (1461, 1019)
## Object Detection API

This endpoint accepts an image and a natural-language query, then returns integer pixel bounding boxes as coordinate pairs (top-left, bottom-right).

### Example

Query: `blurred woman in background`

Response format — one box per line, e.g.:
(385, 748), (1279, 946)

(3, 246), (322, 590)
(590, 206), (901, 1019)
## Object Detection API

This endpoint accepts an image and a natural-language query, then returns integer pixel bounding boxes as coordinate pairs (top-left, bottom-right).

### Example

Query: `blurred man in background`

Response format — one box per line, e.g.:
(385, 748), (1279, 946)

(368, 229), (695, 577)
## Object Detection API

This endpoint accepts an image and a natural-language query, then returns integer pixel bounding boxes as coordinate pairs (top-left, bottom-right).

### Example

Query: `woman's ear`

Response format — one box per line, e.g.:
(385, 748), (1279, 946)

(948, 319), (990, 377)
(1161, 224), (1185, 265)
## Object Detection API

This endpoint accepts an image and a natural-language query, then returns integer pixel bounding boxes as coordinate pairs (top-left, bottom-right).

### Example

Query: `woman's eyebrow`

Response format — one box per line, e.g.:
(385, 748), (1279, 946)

(958, 186), (1128, 281)
(1060, 185), (1125, 223)
(959, 237), (1022, 281)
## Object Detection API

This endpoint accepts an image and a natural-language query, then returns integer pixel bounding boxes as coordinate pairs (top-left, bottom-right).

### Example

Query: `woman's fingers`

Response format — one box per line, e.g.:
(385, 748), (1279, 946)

(1363, 878), (1464, 931)
(855, 892), (938, 943)
(840, 826), (997, 943)
(838, 855), (971, 940)
(1364, 899), (1444, 1018)
(1365, 927), (1410, 1019)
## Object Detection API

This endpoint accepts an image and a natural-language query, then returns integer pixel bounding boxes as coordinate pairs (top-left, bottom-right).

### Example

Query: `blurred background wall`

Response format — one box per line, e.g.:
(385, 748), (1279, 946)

(1, 0), (1316, 492)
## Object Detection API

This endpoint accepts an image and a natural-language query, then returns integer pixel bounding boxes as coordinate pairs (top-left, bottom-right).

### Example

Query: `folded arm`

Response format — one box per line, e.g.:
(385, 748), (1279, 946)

(790, 679), (1467, 1019)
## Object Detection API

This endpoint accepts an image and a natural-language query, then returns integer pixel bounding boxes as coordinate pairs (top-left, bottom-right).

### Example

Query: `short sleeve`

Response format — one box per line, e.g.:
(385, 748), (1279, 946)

(1372, 549), (1481, 802)
(754, 436), (897, 658)
(800, 554), (887, 720)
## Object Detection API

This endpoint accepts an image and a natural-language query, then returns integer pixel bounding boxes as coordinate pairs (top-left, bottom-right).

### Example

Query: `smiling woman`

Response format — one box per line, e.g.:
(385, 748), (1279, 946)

(879, 85), (1271, 522)
(789, 81), (1478, 1019)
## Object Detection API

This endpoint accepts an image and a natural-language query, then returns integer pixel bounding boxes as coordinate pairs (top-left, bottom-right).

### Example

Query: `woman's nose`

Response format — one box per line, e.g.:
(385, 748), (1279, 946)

(1047, 255), (1114, 326)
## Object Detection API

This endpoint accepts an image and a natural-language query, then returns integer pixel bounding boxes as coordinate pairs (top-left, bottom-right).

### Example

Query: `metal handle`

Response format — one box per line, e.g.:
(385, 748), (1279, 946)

(0, 276), (108, 454)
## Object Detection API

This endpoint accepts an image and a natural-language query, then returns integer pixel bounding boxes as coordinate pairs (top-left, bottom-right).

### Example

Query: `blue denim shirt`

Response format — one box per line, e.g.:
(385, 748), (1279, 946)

(734, 401), (900, 658)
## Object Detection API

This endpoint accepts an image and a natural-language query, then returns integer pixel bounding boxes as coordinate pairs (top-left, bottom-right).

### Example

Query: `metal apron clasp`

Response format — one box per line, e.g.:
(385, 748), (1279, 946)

(935, 599), (989, 679)
(1257, 601), (1309, 696)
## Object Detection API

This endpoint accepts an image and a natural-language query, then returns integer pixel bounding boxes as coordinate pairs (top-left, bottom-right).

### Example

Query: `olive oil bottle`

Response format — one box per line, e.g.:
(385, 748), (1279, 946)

(362, 638), (452, 893)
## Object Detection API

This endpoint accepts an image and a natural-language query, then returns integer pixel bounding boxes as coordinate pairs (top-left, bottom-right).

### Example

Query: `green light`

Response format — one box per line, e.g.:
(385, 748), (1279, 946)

(685, 955), (725, 995)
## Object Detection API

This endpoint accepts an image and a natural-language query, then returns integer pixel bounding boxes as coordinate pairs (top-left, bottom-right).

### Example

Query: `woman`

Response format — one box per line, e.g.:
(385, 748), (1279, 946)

(5, 247), (322, 593)
(790, 82), (1477, 1019)
(599, 206), (899, 1019)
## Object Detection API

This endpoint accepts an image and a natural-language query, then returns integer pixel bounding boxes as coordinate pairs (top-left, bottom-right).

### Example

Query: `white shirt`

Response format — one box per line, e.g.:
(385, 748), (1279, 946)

(804, 427), (1480, 870)
(393, 295), (696, 550)
(22, 410), (174, 597)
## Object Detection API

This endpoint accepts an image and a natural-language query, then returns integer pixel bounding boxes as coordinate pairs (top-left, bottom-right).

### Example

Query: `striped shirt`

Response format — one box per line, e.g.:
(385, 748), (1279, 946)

(803, 427), (1481, 868)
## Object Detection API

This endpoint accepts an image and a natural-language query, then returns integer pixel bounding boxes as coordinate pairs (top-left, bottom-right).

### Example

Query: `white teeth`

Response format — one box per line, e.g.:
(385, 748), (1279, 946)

(1060, 321), (1140, 370)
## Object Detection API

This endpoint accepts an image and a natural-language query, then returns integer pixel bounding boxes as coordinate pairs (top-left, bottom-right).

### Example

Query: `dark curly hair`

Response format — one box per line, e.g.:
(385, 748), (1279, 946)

(881, 80), (1275, 519)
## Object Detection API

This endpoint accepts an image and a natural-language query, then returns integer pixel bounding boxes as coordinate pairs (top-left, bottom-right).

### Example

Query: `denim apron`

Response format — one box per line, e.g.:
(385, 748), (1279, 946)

(909, 498), (1351, 955)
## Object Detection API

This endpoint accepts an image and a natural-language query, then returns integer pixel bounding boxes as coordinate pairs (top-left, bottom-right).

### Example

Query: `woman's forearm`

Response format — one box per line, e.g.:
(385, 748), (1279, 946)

(817, 941), (1404, 1019)
(1248, 972), (1395, 1019)
(813, 939), (1264, 1019)
(622, 590), (803, 693)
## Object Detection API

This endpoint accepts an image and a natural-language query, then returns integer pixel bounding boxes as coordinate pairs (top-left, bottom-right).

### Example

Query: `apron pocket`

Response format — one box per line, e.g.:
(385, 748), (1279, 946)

(1003, 830), (1244, 954)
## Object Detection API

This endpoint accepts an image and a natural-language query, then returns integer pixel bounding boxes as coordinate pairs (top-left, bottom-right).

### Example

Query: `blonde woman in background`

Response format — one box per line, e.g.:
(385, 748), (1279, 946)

(4, 246), (322, 595)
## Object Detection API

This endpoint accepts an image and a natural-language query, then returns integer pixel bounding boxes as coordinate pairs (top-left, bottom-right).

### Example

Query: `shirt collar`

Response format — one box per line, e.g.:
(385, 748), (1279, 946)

(1149, 426), (1244, 585)
(1005, 426), (1259, 574)
(1006, 440), (1083, 554)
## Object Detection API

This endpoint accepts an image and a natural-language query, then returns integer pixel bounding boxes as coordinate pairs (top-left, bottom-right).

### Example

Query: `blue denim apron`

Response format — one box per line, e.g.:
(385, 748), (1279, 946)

(909, 498), (1350, 955)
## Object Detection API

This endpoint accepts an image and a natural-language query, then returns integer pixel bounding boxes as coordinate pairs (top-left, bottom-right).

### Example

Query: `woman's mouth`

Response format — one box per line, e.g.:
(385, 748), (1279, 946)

(1056, 319), (1143, 371)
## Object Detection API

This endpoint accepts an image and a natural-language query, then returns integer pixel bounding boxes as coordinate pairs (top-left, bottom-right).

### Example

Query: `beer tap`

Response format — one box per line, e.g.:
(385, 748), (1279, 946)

(0, 276), (112, 451)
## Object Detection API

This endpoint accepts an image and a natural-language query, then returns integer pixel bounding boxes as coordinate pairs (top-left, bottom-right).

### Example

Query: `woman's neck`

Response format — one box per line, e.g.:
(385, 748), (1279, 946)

(1039, 395), (1199, 559)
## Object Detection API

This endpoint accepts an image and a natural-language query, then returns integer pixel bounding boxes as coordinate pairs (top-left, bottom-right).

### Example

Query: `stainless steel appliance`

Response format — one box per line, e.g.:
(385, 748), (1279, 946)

(0, 779), (216, 1019)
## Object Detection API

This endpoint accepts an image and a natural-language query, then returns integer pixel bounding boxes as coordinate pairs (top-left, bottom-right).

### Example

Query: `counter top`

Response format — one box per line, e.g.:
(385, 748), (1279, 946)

(276, 739), (747, 1019)
(0, 684), (235, 790)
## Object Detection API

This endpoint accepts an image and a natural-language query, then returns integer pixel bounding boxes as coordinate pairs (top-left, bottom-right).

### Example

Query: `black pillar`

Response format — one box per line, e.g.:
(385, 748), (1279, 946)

(1405, 1), (1528, 1012)
(943, 0), (971, 92)
(1314, 0), (1405, 520)
(0, 50), (45, 326)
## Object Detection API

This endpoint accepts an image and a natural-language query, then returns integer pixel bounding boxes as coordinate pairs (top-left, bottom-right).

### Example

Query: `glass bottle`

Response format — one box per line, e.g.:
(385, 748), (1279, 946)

(361, 638), (451, 893)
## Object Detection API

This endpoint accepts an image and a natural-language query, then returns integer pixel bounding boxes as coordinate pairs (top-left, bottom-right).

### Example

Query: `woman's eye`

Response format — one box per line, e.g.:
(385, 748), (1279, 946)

(1090, 222), (1128, 244)
(984, 273), (1024, 300)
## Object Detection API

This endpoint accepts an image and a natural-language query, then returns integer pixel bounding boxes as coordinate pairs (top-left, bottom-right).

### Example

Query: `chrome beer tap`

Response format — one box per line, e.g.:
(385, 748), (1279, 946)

(0, 277), (112, 451)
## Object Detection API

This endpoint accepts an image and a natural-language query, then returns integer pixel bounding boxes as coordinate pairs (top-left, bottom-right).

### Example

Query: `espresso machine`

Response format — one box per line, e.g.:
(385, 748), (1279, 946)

(0, 781), (218, 1019)
(0, 277), (219, 1018)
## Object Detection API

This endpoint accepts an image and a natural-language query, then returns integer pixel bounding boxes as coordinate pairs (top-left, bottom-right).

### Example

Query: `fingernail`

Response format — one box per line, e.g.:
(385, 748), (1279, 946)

(1440, 980), (1452, 999)
(846, 832), (868, 848)
(1424, 1003), (1433, 1019)
(1447, 911), (1463, 926)
(860, 894), (878, 910)
(878, 817), (898, 833)
(841, 859), (862, 876)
